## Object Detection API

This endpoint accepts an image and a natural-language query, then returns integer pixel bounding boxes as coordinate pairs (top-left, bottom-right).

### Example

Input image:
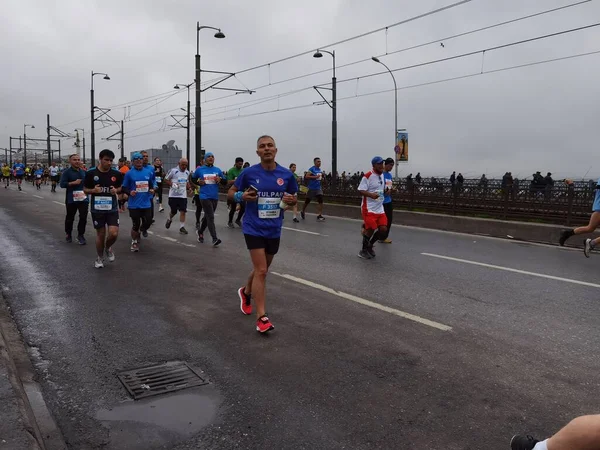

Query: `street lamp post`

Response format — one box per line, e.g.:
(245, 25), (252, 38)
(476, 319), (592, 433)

(195, 24), (225, 167)
(75, 128), (85, 165)
(174, 83), (193, 162)
(313, 49), (337, 182)
(90, 71), (110, 165)
(23, 124), (35, 166)
(372, 57), (398, 179)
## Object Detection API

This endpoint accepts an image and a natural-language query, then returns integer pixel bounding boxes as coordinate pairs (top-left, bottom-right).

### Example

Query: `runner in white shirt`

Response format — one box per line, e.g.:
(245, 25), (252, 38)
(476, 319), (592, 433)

(357, 156), (389, 259)
(164, 158), (191, 234)
(49, 162), (60, 193)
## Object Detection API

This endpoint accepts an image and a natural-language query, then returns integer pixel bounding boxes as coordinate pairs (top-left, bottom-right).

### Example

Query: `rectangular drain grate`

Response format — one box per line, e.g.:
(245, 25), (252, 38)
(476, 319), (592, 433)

(117, 361), (209, 400)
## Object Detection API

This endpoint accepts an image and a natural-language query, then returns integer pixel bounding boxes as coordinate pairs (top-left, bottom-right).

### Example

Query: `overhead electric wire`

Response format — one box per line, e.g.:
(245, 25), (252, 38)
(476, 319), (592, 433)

(199, 0), (592, 106)
(123, 48), (600, 140)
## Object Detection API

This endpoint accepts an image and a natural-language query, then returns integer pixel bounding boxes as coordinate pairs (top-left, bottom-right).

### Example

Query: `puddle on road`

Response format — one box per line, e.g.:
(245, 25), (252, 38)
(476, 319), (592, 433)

(96, 386), (220, 449)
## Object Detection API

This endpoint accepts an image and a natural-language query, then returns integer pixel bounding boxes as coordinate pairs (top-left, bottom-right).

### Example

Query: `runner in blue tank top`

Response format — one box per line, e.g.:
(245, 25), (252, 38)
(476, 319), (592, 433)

(228, 135), (298, 333)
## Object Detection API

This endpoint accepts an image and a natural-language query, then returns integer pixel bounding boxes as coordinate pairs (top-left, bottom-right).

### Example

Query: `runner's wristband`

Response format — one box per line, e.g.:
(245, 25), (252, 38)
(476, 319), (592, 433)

(234, 191), (243, 202)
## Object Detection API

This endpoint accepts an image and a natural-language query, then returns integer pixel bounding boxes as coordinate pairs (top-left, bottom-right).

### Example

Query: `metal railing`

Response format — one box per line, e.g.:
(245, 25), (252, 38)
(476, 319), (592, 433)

(318, 177), (595, 225)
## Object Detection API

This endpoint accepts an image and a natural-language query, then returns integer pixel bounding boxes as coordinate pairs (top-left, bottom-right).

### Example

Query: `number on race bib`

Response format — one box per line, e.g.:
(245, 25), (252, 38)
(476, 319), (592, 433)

(73, 191), (86, 202)
(94, 196), (113, 211)
(257, 198), (281, 219)
(155, 177), (162, 183)
(135, 180), (149, 193)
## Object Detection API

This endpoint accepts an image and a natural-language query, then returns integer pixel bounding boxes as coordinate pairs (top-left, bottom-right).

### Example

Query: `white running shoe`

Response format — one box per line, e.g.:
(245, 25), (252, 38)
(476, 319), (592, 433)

(94, 257), (104, 269)
(584, 239), (593, 258)
(105, 247), (116, 262)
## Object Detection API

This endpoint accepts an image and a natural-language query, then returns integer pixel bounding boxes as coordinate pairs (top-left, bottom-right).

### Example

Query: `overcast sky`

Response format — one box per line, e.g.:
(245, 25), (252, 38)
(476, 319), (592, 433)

(2, 0), (599, 179)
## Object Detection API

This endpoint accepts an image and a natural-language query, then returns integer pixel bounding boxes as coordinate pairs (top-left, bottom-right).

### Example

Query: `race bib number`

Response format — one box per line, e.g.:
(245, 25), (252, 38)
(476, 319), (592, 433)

(316, 173), (322, 180)
(385, 180), (392, 190)
(36, 175), (41, 178)
(135, 180), (149, 193)
(73, 191), (86, 202)
(258, 197), (281, 219)
(203, 174), (218, 184)
(155, 177), (162, 183)
(94, 196), (113, 211)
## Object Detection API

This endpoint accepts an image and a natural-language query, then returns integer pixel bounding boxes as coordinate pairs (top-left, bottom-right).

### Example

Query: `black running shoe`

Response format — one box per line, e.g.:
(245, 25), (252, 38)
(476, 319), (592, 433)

(165, 218), (172, 229)
(559, 229), (573, 246)
(142, 230), (148, 238)
(65, 234), (72, 243)
(227, 222), (235, 229)
(510, 434), (539, 450)
(366, 246), (376, 258)
(197, 232), (204, 243)
(301, 210), (305, 220)
(212, 238), (222, 247)
(293, 217), (299, 223)
(179, 227), (188, 235)
(77, 235), (86, 245)
(358, 249), (372, 259)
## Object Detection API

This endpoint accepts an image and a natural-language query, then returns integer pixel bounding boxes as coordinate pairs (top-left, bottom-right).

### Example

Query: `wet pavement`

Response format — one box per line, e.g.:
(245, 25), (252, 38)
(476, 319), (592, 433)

(0, 183), (599, 449)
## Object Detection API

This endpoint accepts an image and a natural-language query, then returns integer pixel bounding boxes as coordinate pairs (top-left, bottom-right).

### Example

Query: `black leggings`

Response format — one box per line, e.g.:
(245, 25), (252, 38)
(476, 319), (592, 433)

(194, 195), (203, 224)
(228, 200), (245, 223)
(199, 199), (218, 239)
(156, 183), (163, 204)
(382, 202), (393, 239)
(130, 208), (152, 232)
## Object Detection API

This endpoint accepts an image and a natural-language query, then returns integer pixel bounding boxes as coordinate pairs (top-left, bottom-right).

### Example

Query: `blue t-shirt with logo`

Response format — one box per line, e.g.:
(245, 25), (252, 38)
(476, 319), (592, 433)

(13, 163), (25, 175)
(193, 165), (224, 200)
(123, 167), (155, 209)
(593, 177), (600, 212)
(234, 163), (299, 239)
(306, 166), (323, 191)
(383, 171), (393, 204)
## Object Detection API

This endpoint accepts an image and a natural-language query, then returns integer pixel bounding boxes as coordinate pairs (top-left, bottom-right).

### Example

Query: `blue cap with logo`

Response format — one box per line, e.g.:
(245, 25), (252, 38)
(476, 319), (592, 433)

(371, 156), (384, 165)
(205, 152), (214, 158)
(132, 152), (143, 160)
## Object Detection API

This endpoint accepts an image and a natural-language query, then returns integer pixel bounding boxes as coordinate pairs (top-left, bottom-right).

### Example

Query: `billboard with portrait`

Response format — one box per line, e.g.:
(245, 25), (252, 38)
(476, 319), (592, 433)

(395, 130), (408, 162)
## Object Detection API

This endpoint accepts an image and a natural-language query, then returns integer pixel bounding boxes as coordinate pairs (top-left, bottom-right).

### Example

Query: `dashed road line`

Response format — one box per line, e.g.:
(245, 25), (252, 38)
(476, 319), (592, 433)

(421, 252), (600, 289)
(282, 226), (327, 236)
(32, 195), (44, 199)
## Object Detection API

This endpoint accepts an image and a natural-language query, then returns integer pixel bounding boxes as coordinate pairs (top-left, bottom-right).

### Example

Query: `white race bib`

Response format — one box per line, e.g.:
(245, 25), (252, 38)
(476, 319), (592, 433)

(316, 173), (322, 180)
(258, 197), (281, 219)
(155, 177), (162, 183)
(385, 180), (392, 190)
(73, 191), (86, 202)
(135, 180), (149, 193)
(94, 196), (113, 211)
(203, 174), (218, 184)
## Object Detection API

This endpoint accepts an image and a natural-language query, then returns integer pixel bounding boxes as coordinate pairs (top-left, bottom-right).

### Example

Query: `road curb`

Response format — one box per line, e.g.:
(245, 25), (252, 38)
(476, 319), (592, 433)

(0, 292), (67, 450)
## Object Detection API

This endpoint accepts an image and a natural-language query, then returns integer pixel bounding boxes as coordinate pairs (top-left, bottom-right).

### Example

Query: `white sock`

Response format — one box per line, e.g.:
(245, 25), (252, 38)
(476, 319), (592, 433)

(180, 222), (185, 229)
(534, 440), (548, 450)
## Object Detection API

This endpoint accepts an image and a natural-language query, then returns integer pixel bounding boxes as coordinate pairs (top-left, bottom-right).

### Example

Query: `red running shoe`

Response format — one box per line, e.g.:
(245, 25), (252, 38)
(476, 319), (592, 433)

(256, 315), (274, 333)
(238, 287), (252, 315)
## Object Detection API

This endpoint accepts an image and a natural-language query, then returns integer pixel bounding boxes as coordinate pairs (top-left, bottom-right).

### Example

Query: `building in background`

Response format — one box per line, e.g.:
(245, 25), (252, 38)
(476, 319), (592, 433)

(131, 140), (182, 170)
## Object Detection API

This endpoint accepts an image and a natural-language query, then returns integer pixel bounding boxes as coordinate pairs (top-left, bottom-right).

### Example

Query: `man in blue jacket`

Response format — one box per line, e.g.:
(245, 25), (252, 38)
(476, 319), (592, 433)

(191, 152), (224, 246)
(122, 152), (156, 252)
(59, 154), (89, 244)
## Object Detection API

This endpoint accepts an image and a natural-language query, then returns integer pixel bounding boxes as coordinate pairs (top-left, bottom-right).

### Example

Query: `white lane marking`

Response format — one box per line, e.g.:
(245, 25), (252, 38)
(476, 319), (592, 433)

(147, 230), (155, 235)
(181, 243), (196, 248)
(32, 195), (44, 199)
(19, 190), (27, 194)
(52, 201), (63, 206)
(282, 226), (327, 236)
(161, 236), (178, 242)
(272, 272), (452, 332)
(421, 253), (600, 289)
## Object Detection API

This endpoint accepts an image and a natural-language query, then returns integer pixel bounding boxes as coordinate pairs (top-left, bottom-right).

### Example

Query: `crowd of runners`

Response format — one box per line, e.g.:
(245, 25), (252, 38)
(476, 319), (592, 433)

(4, 139), (600, 449)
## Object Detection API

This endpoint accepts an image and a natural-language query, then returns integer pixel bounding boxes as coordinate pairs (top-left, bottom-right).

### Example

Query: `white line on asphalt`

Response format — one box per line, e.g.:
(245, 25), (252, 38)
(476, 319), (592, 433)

(161, 236), (178, 242)
(421, 253), (600, 289)
(52, 201), (63, 206)
(32, 195), (44, 199)
(180, 243), (196, 248)
(271, 272), (452, 331)
(19, 190), (27, 194)
(147, 230), (155, 235)
(282, 226), (327, 236)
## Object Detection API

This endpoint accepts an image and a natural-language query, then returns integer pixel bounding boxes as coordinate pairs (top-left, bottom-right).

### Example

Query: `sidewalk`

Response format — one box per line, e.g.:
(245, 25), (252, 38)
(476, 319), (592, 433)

(0, 328), (40, 449)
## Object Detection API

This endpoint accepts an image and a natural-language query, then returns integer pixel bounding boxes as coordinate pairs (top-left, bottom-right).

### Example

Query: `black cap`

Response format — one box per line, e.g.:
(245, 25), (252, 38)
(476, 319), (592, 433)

(235, 157), (244, 163)
(384, 157), (394, 165)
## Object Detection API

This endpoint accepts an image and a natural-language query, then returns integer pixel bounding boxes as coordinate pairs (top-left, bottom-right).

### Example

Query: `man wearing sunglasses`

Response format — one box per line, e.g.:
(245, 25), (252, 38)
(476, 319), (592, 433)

(83, 149), (123, 268)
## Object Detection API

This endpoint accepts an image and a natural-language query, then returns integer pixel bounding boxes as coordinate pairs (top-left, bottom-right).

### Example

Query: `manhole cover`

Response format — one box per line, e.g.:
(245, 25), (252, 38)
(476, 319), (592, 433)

(117, 361), (209, 400)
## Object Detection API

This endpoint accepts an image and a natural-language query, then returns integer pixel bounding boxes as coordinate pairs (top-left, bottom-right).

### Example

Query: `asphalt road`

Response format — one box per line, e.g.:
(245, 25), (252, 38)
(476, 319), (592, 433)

(0, 182), (598, 450)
